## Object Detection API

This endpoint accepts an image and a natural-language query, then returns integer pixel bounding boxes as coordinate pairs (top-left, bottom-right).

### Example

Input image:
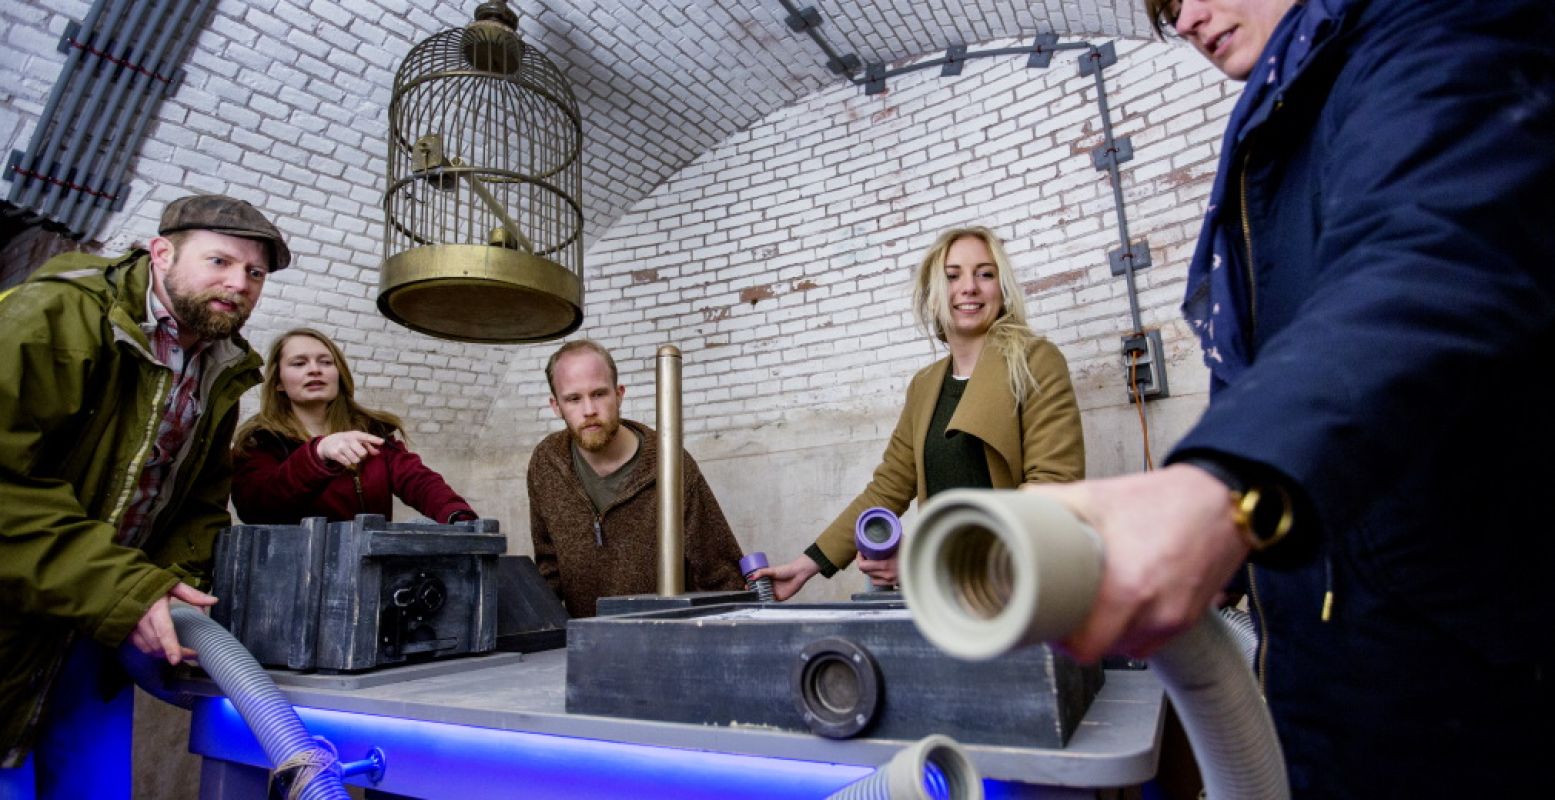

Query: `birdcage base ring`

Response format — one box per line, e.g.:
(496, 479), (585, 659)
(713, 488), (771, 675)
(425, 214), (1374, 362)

(379, 244), (582, 343)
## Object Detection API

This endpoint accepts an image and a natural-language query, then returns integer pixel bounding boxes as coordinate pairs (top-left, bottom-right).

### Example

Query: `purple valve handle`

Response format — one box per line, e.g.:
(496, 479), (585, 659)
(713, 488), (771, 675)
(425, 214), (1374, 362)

(739, 552), (775, 602)
(854, 507), (902, 561)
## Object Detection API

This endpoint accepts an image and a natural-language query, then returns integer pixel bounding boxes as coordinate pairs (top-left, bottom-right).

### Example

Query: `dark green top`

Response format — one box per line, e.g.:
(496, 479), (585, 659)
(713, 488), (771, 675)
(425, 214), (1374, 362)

(572, 437), (643, 514)
(923, 371), (993, 498)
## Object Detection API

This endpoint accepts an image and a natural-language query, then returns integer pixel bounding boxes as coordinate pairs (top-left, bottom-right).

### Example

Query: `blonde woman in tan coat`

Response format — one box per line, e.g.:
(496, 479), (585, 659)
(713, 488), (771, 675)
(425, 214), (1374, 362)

(754, 226), (1086, 600)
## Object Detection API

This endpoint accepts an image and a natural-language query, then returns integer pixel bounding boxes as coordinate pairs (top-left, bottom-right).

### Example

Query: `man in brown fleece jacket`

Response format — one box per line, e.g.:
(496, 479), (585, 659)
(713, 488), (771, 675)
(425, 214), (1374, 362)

(526, 340), (747, 617)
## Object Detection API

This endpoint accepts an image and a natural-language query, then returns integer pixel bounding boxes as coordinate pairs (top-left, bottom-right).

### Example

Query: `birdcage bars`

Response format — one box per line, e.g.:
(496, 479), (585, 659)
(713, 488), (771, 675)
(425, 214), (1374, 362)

(380, 2), (583, 343)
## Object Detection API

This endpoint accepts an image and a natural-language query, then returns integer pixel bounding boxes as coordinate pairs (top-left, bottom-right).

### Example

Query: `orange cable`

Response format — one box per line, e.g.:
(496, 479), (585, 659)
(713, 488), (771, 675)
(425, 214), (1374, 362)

(1130, 348), (1155, 470)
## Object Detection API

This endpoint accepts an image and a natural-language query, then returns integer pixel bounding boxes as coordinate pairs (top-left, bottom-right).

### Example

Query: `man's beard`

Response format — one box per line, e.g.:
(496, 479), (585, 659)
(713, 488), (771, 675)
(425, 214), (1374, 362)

(166, 272), (250, 340)
(573, 415), (620, 452)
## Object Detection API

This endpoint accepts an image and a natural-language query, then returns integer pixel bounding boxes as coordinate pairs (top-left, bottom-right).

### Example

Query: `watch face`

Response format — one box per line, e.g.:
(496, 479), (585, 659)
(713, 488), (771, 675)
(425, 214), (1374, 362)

(1245, 484), (1295, 548)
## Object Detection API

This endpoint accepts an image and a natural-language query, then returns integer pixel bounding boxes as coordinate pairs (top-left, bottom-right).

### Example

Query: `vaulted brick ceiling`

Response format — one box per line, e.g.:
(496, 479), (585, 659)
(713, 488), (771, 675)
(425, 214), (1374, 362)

(511, 0), (1153, 250)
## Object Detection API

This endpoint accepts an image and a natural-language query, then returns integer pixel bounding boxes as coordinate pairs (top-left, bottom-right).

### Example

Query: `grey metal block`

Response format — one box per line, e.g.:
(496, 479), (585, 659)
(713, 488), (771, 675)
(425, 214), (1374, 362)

(565, 604), (1102, 747)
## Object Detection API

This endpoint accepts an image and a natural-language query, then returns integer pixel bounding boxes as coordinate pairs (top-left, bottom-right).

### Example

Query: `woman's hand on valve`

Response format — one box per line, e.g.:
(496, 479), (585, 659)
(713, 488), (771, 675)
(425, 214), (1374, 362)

(857, 554), (898, 587)
(750, 555), (822, 601)
(315, 430), (384, 469)
(1021, 464), (1250, 664)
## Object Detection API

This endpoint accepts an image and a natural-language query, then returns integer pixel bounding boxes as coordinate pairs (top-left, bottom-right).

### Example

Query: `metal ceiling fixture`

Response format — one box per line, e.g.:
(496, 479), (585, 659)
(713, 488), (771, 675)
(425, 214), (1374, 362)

(380, 1), (584, 343)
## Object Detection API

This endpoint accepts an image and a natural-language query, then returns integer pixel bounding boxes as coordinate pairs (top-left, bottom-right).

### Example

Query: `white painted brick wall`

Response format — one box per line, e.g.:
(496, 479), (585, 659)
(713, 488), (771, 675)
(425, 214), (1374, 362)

(462, 37), (1236, 598)
(4, 2), (1235, 596)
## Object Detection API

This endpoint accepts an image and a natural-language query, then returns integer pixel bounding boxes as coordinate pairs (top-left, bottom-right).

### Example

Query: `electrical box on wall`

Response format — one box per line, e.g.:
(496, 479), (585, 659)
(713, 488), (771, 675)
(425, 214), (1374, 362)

(1122, 330), (1168, 403)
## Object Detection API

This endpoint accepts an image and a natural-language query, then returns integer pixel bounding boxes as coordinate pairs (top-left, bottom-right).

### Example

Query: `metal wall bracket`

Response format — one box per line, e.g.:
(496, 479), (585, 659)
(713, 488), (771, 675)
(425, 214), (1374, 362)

(4, 150), (24, 185)
(785, 6), (821, 33)
(1121, 329), (1170, 403)
(864, 63), (887, 95)
(1108, 240), (1152, 276)
(57, 20), (82, 54)
(1078, 42), (1118, 77)
(827, 53), (861, 76)
(941, 46), (967, 76)
(1091, 136), (1134, 171)
(1026, 33), (1060, 68)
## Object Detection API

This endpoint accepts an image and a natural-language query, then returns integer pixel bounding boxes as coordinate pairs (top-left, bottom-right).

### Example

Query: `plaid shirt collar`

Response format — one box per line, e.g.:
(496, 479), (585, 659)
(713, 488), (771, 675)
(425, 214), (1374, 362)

(116, 285), (211, 545)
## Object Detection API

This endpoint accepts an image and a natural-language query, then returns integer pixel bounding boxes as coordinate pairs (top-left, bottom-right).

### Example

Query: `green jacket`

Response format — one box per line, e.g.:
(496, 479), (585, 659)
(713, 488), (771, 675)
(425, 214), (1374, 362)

(0, 250), (262, 766)
(810, 337), (1086, 572)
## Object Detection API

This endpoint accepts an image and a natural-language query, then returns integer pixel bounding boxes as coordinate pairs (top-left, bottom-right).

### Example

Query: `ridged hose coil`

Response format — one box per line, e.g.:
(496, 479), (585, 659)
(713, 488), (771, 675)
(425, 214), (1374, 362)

(825, 734), (983, 800)
(169, 606), (352, 800)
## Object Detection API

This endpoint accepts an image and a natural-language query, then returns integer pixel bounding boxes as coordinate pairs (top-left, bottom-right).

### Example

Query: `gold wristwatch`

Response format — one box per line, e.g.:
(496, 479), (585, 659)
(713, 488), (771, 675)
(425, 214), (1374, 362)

(1186, 457), (1296, 552)
(1230, 483), (1295, 551)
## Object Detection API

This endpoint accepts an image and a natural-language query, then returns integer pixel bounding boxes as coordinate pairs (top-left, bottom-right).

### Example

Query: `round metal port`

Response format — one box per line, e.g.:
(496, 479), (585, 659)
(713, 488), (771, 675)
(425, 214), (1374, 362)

(790, 637), (882, 738)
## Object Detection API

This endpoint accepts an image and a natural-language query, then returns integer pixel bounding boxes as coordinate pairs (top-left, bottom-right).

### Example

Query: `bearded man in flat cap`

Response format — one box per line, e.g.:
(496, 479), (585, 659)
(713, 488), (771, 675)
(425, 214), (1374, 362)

(0, 194), (291, 796)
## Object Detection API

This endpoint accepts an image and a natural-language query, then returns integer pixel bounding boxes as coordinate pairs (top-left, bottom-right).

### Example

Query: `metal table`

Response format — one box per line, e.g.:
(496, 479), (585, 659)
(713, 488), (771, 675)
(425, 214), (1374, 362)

(183, 650), (1165, 799)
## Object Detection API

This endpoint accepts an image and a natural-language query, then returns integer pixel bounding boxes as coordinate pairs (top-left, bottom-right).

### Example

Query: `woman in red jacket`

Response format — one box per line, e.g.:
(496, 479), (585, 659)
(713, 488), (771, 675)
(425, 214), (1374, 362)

(232, 327), (476, 525)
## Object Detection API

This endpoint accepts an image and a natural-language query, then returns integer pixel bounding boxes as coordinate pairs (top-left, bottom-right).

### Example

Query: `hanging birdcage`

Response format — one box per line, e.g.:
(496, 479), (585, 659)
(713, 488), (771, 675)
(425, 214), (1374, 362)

(380, 1), (583, 343)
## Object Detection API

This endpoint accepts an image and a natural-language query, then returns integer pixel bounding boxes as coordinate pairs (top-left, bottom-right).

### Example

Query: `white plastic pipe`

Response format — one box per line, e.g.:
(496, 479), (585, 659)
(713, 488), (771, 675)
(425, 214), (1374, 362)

(901, 489), (1288, 800)
(825, 734), (983, 800)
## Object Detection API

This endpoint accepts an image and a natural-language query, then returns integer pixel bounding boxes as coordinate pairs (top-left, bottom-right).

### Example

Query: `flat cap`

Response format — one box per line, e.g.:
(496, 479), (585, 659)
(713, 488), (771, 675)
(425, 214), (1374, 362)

(159, 194), (291, 271)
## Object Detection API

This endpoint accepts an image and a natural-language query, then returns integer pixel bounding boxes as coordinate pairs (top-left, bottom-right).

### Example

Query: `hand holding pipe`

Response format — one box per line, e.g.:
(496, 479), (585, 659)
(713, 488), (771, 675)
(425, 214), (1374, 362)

(899, 489), (1288, 800)
(739, 552), (776, 602)
(854, 507), (902, 591)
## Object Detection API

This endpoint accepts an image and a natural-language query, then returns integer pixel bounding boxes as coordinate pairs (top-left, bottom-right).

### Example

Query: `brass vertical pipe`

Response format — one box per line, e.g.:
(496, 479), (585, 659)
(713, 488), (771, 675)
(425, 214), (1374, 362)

(656, 345), (684, 595)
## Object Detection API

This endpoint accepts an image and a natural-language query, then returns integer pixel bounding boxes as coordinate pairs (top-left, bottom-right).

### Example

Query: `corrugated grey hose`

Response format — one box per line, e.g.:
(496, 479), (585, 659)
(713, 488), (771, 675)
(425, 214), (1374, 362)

(1218, 606), (1259, 669)
(167, 605), (351, 800)
(901, 489), (1289, 800)
(826, 735), (983, 800)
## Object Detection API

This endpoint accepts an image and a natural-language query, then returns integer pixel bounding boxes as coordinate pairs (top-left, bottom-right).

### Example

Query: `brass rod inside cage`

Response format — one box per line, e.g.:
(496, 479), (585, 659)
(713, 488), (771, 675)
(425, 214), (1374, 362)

(450, 157), (533, 252)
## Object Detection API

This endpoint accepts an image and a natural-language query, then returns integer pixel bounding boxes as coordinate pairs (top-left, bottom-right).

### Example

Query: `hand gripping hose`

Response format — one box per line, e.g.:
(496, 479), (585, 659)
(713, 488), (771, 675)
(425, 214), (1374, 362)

(826, 735), (983, 800)
(740, 551), (777, 601)
(900, 489), (1288, 800)
(165, 605), (351, 800)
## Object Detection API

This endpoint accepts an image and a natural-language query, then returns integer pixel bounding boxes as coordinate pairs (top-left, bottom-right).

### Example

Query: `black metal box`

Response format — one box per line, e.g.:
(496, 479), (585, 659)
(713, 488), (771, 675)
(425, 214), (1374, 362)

(494, 555), (570, 652)
(565, 604), (1102, 747)
(212, 515), (506, 671)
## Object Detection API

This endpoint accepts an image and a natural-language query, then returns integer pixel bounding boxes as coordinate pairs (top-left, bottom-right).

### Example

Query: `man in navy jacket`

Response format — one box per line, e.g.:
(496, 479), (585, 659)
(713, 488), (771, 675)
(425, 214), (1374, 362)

(1038, 0), (1554, 794)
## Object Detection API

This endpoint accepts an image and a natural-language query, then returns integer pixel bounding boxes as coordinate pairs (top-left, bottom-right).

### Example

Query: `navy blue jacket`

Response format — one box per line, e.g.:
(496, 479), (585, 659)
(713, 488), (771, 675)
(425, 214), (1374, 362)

(1167, 0), (1555, 794)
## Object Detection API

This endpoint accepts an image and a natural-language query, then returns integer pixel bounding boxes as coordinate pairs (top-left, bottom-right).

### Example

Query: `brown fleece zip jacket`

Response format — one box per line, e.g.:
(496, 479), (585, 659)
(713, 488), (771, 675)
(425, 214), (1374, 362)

(525, 419), (747, 617)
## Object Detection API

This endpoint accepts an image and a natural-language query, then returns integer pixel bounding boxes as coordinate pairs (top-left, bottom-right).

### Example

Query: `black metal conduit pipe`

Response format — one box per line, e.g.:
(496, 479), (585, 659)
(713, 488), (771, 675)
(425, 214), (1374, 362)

(11, 0), (133, 213)
(775, 0), (862, 78)
(7, 0), (115, 209)
(79, 0), (214, 235)
(778, 0), (1096, 88)
(51, 0), (169, 232)
(73, 0), (209, 236)
(776, 8), (1148, 336)
(858, 41), (1093, 90)
(39, 0), (159, 222)
(9, 0), (211, 239)
(1087, 48), (1146, 334)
